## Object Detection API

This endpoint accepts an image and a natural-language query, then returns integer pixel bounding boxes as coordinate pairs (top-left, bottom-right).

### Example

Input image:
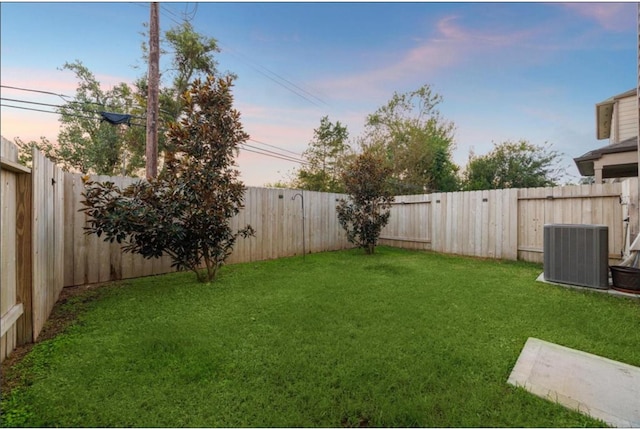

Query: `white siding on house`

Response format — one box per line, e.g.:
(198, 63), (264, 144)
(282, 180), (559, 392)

(613, 96), (637, 144)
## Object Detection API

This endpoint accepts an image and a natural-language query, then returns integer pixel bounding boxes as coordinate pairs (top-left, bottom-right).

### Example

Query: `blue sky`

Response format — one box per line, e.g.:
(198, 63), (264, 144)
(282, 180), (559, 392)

(1, 2), (637, 186)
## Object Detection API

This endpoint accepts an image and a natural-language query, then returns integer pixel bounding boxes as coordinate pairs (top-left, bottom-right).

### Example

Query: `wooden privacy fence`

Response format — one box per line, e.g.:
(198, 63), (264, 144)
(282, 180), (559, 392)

(379, 189), (519, 259)
(1, 138), (635, 363)
(517, 182), (627, 263)
(380, 181), (630, 264)
(63, 174), (174, 287)
(63, 173), (352, 286)
(1, 138), (64, 362)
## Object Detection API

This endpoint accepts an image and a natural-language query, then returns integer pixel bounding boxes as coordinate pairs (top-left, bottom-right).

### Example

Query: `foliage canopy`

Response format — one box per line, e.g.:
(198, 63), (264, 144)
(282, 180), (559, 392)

(463, 140), (562, 190)
(16, 21), (224, 176)
(363, 85), (459, 194)
(81, 76), (254, 282)
(336, 149), (394, 254)
(294, 116), (351, 193)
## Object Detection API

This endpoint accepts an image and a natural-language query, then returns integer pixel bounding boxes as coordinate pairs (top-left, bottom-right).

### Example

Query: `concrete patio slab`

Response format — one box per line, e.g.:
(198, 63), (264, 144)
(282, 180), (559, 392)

(536, 273), (640, 300)
(508, 338), (640, 427)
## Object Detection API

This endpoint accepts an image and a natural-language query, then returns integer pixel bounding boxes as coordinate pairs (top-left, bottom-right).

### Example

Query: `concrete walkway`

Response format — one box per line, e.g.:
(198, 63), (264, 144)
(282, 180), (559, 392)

(508, 338), (640, 427)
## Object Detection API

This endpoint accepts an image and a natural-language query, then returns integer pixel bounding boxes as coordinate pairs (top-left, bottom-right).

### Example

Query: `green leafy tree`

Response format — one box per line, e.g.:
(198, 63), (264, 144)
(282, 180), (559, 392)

(336, 149), (395, 254)
(81, 76), (254, 283)
(137, 21), (226, 138)
(15, 61), (140, 175)
(16, 22), (225, 175)
(294, 116), (351, 192)
(56, 61), (142, 175)
(463, 140), (562, 190)
(14, 136), (56, 168)
(364, 84), (459, 194)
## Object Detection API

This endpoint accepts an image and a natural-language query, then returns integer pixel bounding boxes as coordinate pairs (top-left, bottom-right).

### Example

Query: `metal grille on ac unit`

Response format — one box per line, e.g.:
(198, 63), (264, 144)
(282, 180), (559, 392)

(543, 224), (609, 289)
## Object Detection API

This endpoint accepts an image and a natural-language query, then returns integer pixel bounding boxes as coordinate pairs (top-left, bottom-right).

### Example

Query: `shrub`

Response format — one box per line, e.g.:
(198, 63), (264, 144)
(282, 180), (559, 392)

(82, 75), (254, 282)
(336, 150), (394, 254)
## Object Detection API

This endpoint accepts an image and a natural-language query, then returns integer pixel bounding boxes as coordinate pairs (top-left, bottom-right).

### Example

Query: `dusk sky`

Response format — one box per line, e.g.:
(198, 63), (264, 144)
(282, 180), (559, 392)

(1, 2), (637, 186)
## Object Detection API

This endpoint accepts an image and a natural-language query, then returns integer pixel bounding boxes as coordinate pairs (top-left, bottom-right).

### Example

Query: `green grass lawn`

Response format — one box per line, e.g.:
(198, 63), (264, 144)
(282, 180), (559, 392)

(2, 246), (639, 427)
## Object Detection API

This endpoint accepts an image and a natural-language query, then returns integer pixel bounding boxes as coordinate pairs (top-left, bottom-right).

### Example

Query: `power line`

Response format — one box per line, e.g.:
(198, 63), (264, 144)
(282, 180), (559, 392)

(3, 102), (311, 165)
(159, 4), (184, 26)
(238, 145), (308, 165)
(1, 85), (131, 111)
(1, 103), (146, 128)
(220, 44), (326, 108)
(1, 103), (97, 121)
(3, 84), (312, 165)
(1, 97), (65, 109)
(144, 2), (327, 109)
(3, 88), (306, 158)
(224, 45), (328, 107)
(1, 84), (72, 101)
(240, 142), (308, 165)
(0, 97), (146, 121)
(248, 138), (303, 157)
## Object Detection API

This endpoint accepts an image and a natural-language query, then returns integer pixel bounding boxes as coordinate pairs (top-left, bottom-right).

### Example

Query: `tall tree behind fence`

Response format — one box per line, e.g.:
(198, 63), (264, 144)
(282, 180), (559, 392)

(64, 174), (352, 286)
(1, 139), (64, 362)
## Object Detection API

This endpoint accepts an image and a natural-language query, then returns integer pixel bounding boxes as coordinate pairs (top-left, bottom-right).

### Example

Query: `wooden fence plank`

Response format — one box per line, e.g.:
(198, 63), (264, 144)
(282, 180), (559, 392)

(1, 158), (19, 361)
(30, 149), (65, 340)
(16, 172), (33, 345)
(1, 170), (17, 317)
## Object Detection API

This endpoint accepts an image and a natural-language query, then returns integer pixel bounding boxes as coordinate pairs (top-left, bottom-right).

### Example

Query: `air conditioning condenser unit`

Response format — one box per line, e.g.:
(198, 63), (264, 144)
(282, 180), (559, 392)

(543, 224), (609, 289)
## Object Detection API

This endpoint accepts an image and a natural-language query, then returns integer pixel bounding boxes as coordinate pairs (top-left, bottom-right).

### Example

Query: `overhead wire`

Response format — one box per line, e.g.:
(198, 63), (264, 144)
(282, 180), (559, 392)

(3, 100), (308, 165)
(2, 96), (309, 165)
(1, 103), (100, 122)
(1, 103), (148, 128)
(240, 142), (308, 165)
(123, 3), (318, 161)
(1, 84), (72, 102)
(2, 84), (179, 117)
(1, 85), (132, 111)
(238, 145), (308, 165)
(136, 3), (328, 109)
(220, 44), (326, 108)
(0, 96), (147, 121)
(221, 44), (328, 108)
(249, 138), (303, 157)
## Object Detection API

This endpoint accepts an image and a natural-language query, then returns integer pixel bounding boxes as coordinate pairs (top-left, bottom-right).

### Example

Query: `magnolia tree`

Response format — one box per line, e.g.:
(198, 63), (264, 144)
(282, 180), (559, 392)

(336, 150), (394, 254)
(81, 76), (254, 282)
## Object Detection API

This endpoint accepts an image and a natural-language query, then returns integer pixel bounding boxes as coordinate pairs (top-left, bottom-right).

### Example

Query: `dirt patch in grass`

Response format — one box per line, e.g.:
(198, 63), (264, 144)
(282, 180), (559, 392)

(0, 283), (108, 395)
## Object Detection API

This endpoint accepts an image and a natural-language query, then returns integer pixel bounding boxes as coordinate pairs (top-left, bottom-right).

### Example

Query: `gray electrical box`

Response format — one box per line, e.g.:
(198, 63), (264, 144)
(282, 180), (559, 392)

(543, 224), (609, 289)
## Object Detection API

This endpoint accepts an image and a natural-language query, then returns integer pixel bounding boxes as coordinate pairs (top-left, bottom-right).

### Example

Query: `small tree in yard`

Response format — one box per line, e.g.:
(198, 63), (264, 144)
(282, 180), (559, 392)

(336, 150), (395, 254)
(81, 75), (254, 283)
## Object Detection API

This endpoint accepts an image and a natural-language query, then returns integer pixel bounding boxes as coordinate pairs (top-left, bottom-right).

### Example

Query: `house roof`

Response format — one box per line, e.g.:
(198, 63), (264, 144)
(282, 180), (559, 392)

(574, 137), (638, 176)
(596, 88), (636, 140)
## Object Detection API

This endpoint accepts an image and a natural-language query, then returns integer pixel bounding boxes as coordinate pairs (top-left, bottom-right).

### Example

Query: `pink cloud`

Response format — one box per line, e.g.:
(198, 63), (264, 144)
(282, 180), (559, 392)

(563, 3), (635, 32)
(313, 15), (538, 103)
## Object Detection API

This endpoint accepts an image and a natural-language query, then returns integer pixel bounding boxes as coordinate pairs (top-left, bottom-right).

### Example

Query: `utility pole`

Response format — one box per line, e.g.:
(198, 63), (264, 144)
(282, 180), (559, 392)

(146, 2), (160, 179)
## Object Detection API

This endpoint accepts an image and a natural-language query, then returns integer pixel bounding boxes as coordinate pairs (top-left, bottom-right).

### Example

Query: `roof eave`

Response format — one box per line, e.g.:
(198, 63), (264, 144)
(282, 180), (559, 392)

(596, 100), (614, 140)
